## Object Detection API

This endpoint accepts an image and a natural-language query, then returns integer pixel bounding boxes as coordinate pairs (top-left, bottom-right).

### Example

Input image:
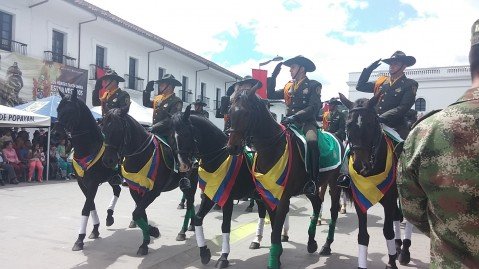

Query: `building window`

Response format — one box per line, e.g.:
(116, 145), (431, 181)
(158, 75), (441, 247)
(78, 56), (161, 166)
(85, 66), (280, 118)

(158, 67), (165, 80)
(0, 11), (13, 52)
(200, 82), (206, 99)
(95, 45), (106, 68)
(128, 57), (138, 89)
(415, 98), (426, 111)
(181, 76), (189, 102)
(52, 30), (64, 63)
(215, 88), (221, 109)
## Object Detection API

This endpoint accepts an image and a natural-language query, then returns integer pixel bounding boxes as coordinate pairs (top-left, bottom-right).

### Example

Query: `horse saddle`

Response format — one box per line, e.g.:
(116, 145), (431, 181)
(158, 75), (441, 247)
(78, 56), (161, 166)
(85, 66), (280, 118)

(288, 125), (342, 173)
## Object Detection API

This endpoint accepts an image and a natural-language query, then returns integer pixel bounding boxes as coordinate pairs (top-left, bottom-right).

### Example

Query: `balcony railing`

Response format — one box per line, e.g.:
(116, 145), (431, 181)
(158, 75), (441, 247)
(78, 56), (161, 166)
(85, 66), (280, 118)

(179, 89), (193, 103)
(197, 95), (211, 108)
(43, 51), (77, 67)
(0, 39), (28, 55)
(124, 74), (144, 91)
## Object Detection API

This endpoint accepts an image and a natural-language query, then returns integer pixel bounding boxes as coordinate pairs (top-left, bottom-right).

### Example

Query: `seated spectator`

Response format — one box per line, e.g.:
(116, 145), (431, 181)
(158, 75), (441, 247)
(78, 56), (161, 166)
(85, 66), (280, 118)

(0, 152), (18, 185)
(49, 144), (59, 180)
(2, 141), (26, 181)
(27, 143), (44, 183)
(57, 138), (73, 180)
(15, 138), (29, 164)
(17, 128), (29, 142)
(0, 129), (13, 145)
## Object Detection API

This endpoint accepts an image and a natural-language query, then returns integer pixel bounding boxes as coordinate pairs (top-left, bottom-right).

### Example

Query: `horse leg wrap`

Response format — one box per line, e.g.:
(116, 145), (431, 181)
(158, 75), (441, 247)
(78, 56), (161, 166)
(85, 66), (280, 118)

(308, 213), (319, 236)
(135, 218), (150, 240)
(108, 195), (119, 211)
(79, 215), (88, 234)
(404, 221), (413, 240)
(254, 218), (265, 243)
(90, 210), (100, 226)
(327, 220), (337, 241)
(181, 209), (191, 231)
(393, 221), (401, 239)
(386, 239), (397, 255)
(358, 244), (368, 269)
(195, 226), (206, 247)
(222, 233), (230, 254)
(283, 214), (289, 236)
(268, 243), (283, 269)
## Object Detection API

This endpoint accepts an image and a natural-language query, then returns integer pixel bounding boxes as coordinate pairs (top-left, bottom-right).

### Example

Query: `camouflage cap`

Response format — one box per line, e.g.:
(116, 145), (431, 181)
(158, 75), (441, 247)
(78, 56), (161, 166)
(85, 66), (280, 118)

(472, 19), (479, 47)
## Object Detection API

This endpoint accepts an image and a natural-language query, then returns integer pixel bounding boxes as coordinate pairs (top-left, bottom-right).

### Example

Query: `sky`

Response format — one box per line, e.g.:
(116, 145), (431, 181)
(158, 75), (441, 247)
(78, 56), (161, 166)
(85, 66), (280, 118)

(87, 0), (479, 100)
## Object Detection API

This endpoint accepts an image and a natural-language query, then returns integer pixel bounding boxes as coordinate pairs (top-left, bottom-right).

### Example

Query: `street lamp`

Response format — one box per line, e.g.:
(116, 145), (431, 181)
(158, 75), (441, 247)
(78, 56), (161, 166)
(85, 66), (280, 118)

(259, 56), (283, 68)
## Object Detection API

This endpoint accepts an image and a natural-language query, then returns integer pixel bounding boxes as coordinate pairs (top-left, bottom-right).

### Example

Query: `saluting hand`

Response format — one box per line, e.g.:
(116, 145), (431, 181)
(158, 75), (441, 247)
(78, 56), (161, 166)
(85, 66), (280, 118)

(145, 81), (155, 92)
(272, 62), (283, 78)
(367, 59), (382, 71)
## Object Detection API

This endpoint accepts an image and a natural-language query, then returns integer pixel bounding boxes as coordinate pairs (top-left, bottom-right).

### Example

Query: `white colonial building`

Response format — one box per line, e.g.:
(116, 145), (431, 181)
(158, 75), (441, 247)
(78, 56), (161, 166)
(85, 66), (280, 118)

(347, 65), (471, 116)
(0, 0), (242, 127)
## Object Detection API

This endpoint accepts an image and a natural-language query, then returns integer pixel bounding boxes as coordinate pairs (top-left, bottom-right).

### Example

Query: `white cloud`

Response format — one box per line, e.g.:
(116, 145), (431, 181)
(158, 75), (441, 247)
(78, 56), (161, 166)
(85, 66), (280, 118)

(87, 0), (479, 100)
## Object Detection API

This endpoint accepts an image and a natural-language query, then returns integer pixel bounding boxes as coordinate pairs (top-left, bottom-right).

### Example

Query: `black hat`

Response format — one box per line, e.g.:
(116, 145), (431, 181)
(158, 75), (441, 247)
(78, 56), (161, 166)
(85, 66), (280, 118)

(158, 74), (182, 87)
(99, 66), (125, 82)
(472, 19), (479, 47)
(328, 98), (342, 106)
(226, 84), (235, 97)
(381, 51), (416, 67)
(283, 55), (316, 72)
(231, 75), (263, 89)
(193, 99), (207, 106)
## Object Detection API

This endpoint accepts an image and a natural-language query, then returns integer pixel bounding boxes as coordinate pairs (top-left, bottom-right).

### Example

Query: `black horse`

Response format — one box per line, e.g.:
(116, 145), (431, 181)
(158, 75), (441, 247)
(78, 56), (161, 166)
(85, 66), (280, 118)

(55, 90), (123, 251)
(101, 108), (196, 255)
(172, 106), (272, 268)
(227, 87), (344, 269)
(339, 93), (401, 269)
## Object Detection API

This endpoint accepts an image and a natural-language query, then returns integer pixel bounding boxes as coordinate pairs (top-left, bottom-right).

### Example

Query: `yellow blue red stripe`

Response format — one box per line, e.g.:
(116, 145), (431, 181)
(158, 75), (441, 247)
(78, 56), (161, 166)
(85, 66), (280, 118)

(72, 143), (106, 178)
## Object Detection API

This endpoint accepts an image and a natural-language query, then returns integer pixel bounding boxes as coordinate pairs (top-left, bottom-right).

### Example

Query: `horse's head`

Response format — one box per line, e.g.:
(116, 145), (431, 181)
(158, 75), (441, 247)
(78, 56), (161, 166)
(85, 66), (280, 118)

(101, 109), (128, 168)
(226, 82), (262, 155)
(172, 105), (198, 172)
(54, 89), (84, 138)
(339, 93), (382, 176)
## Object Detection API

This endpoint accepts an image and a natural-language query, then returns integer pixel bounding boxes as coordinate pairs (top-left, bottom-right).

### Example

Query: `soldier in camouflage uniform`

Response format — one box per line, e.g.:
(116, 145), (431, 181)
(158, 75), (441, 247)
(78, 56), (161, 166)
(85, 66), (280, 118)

(356, 51), (418, 140)
(267, 55), (322, 195)
(98, 67), (131, 117)
(397, 19), (479, 269)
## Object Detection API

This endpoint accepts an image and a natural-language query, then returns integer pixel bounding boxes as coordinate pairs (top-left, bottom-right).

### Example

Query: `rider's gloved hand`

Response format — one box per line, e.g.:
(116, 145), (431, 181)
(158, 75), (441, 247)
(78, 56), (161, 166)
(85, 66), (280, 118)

(366, 59), (382, 71)
(272, 62), (283, 78)
(145, 81), (155, 92)
(281, 115), (296, 124)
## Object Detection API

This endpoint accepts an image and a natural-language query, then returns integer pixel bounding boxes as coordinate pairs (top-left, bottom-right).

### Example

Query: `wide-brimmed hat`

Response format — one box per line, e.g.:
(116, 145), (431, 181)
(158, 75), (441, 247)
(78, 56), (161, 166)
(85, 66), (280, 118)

(231, 75), (263, 89)
(158, 74), (182, 87)
(471, 19), (479, 47)
(99, 66), (125, 82)
(226, 84), (235, 97)
(193, 99), (207, 106)
(283, 55), (316, 72)
(381, 51), (416, 67)
(328, 98), (342, 106)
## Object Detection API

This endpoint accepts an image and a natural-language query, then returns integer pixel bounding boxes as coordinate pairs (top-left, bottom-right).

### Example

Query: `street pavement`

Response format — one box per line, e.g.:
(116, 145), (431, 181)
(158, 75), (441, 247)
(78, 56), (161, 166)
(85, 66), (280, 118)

(0, 180), (430, 269)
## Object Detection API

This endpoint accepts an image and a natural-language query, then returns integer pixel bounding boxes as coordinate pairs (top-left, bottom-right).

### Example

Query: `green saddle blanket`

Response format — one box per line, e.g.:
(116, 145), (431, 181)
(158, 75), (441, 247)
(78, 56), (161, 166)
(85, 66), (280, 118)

(289, 125), (342, 173)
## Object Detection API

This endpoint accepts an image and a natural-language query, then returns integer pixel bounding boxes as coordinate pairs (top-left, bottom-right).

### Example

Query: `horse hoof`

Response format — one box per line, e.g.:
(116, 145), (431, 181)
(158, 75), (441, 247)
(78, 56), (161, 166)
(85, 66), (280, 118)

(319, 245), (331, 255)
(340, 208), (346, 214)
(385, 264), (398, 269)
(188, 224), (195, 232)
(176, 232), (186, 241)
(106, 216), (114, 227)
(281, 235), (289, 242)
(137, 246), (149, 256)
(72, 242), (84, 251)
(200, 246), (211, 265)
(149, 226), (160, 238)
(307, 240), (318, 253)
(129, 220), (137, 228)
(215, 258), (229, 268)
(245, 206), (253, 212)
(398, 250), (410, 265)
(88, 230), (100, 239)
(249, 242), (260, 249)
(177, 203), (185, 209)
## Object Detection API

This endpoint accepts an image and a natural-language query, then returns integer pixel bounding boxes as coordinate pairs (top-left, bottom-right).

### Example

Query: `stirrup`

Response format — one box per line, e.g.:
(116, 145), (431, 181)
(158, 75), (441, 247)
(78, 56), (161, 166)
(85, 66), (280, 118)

(179, 177), (191, 191)
(337, 174), (351, 189)
(303, 180), (317, 195)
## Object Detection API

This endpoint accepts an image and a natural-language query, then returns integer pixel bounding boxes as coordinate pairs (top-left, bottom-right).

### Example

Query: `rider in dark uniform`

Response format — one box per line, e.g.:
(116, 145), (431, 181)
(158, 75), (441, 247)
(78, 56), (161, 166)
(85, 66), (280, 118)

(190, 99), (209, 119)
(143, 74), (189, 190)
(356, 51), (418, 140)
(98, 67), (131, 117)
(324, 98), (346, 142)
(267, 55), (323, 195)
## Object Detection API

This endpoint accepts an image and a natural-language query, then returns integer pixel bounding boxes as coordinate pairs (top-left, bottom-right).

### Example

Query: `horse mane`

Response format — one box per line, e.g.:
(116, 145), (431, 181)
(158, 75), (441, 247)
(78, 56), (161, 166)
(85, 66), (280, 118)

(60, 94), (101, 139)
(171, 113), (227, 142)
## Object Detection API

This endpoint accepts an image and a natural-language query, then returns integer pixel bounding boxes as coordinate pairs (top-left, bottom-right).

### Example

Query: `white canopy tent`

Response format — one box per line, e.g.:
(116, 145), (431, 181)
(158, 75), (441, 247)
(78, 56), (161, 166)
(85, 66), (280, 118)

(91, 100), (153, 126)
(0, 105), (51, 127)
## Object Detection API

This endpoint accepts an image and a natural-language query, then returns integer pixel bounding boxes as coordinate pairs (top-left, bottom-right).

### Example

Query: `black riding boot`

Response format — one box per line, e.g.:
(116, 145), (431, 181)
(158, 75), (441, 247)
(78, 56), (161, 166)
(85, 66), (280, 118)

(337, 174), (351, 188)
(303, 146), (320, 195)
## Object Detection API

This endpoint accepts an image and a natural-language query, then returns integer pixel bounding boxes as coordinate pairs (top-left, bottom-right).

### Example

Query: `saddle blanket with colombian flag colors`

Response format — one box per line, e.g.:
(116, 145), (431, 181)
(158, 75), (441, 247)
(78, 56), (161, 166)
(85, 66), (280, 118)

(198, 154), (245, 207)
(253, 128), (293, 210)
(349, 135), (397, 213)
(121, 136), (162, 195)
(72, 143), (106, 178)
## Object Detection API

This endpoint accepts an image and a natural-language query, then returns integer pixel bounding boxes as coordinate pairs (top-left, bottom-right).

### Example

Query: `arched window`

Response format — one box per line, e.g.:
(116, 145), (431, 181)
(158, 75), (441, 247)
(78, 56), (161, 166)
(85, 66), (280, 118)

(415, 98), (426, 111)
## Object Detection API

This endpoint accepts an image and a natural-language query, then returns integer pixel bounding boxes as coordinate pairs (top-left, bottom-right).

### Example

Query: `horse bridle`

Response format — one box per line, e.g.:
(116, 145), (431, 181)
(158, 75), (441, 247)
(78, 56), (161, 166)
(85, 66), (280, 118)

(55, 100), (91, 138)
(347, 106), (384, 169)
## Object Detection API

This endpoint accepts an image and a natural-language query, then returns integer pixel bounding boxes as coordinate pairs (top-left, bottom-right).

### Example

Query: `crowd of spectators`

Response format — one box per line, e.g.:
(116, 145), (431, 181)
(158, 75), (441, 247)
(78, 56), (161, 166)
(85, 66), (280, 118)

(0, 127), (74, 186)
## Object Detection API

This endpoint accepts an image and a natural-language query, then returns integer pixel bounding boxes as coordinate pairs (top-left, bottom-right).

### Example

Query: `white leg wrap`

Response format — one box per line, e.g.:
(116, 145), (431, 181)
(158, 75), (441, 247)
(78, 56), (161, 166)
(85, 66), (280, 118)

(282, 214), (289, 235)
(195, 226), (206, 247)
(79, 215), (89, 234)
(108, 195), (119, 211)
(393, 221), (401, 239)
(358, 244), (368, 268)
(387, 239), (397, 255)
(222, 233), (230, 254)
(254, 218), (265, 243)
(90, 210), (100, 225)
(404, 220), (413, 240)
(340, 190), (346, 205)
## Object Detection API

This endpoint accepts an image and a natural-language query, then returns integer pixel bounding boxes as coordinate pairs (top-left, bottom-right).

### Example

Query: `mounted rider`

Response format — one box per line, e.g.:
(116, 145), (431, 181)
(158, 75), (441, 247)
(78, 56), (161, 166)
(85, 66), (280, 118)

(97, 66), (131, 117)
(356, 51), (418, 140)
(267, 55), (323, 195)
(190, 99), (209, 119)
(143, 74), (190, 190)
(324, 98), (346, 142)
